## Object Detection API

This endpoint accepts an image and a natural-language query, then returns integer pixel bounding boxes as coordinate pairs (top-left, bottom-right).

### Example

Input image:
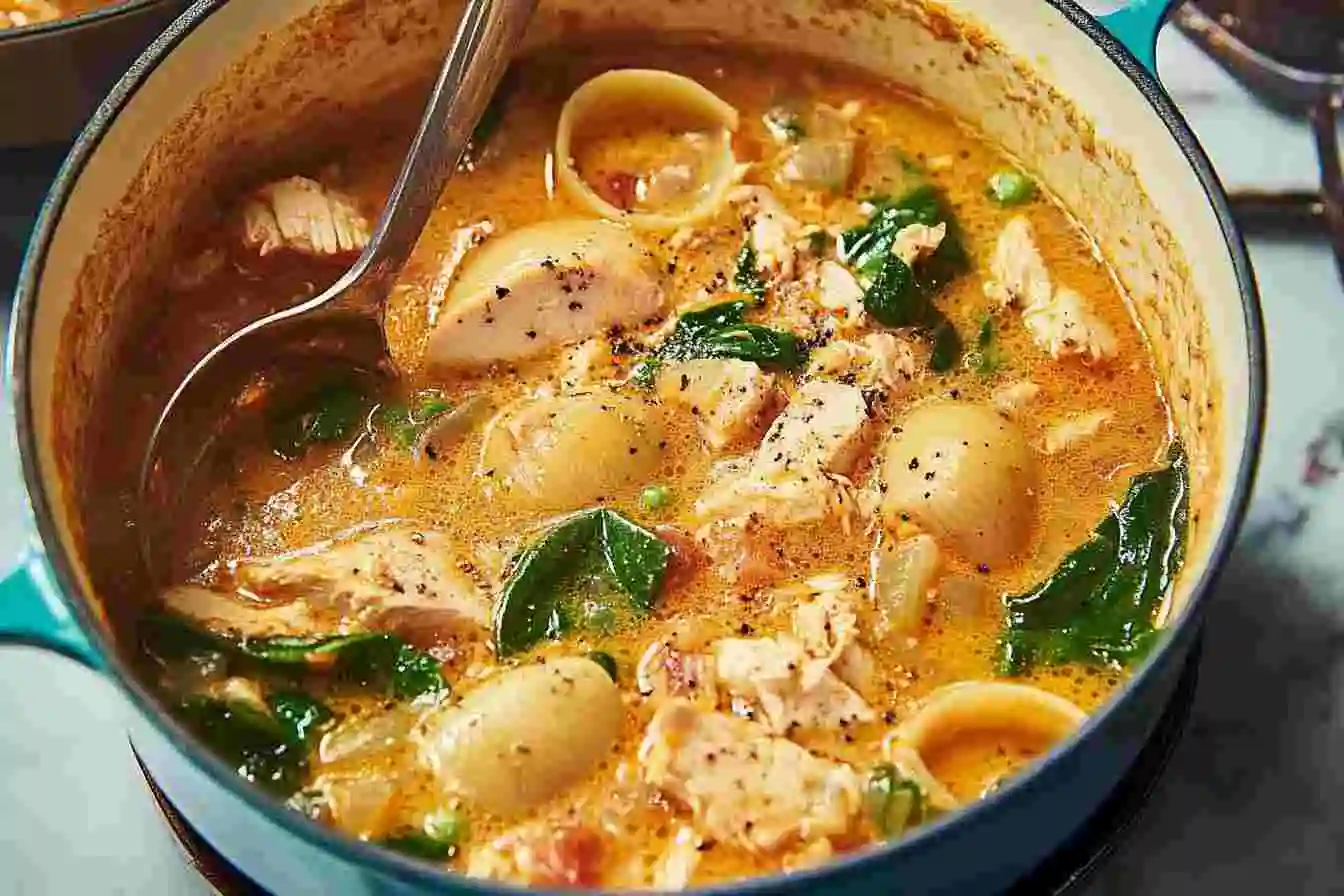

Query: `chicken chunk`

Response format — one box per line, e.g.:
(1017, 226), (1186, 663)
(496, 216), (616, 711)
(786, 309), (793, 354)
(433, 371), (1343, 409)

(728, 186), (801, 283)
(890, 222), (947, 267)
(814, 260), (866, 329)
(656, 359), (778, 451)
(756, 379), (871, 479)
(1022, 286), (1118, 364)
(240, 176), (370, 258)
(985, 217), (1117, 363)
(639, 701), (863, 852)
(160, 584), (327, 637)
(714, 636), (874, 732)
(427, 219), (495, 326)
(427, 219), (664, 370)
(984, 216), (1052, 310)
(1043, 410), (1113, 454)
(992, 379), (1042, 416)
(807, 333), (919, 397)
(636, 641), (718, 706)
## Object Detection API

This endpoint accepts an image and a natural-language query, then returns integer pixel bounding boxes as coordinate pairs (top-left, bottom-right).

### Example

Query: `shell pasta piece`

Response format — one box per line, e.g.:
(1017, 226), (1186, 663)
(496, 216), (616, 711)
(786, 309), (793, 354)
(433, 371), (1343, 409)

(555, 69), (741, 230)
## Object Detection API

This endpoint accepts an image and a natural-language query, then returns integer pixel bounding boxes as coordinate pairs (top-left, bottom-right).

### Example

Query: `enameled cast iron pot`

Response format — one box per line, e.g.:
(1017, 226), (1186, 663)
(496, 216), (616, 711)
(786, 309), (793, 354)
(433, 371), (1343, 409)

(0, 0), (191, 147)
(1, 0), (1265, 892)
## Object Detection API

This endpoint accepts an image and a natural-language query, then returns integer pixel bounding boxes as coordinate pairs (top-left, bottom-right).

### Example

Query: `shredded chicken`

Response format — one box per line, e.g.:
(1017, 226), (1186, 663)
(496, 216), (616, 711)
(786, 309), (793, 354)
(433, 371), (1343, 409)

(813, 260), (866, 329)
(991, 379), (1042, 415)
(652, 826), (702, 891)
(240, 176), (370, 257)
(1043, 410), (1113, 454)
(656, 359), (778, 451)
(807, 332), (920, 396)
(559, 336), (619, 391)
(728, 185), (802, 283)
(160, 529), (492, 639)
(636, 640), (718, 706)
(756, 379), (870, 479)
(985, 216), (1117, 363)
(890, 221), (947, 267)
(639, 701), (863, 852)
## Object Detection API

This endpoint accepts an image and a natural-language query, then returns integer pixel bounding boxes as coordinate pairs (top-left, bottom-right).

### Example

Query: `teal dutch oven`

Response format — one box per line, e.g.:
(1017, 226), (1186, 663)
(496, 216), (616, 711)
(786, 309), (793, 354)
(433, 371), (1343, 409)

(2, 0), (1264, 892)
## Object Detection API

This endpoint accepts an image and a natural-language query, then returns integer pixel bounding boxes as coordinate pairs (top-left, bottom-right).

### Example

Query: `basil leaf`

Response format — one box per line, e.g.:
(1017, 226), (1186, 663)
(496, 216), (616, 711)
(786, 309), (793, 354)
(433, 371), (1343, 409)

(177, 696), (307, 796)
(631, 300), (805, 387)
(493, 509), (671, 656)
(865, 764), (926, 838)
(999, 442), (1189, 674)
(734, 241), (768, 304)
(267, 379), (371, 460)
(267, 691), (333, 747)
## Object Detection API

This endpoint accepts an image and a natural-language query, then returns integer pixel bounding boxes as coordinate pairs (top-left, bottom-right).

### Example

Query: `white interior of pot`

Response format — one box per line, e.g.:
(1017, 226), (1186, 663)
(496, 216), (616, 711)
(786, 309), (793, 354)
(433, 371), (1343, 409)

(25, 0), (1247, 645)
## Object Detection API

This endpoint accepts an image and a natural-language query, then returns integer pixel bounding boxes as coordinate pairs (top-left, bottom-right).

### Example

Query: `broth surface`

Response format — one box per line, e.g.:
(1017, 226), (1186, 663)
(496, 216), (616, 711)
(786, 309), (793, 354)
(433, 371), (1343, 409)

(128, 41), (1176, 889)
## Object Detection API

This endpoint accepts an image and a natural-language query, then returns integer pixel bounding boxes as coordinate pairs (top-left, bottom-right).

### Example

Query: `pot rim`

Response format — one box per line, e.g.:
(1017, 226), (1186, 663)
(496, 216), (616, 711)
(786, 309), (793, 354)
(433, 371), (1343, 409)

(6, 0), (1266, 892)
(0, 0), (177, 44)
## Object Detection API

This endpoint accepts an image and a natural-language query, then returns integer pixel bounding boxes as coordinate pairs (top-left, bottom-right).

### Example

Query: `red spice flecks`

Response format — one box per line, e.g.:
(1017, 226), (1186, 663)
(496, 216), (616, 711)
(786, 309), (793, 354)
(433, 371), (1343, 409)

(593, 171), (639, 211)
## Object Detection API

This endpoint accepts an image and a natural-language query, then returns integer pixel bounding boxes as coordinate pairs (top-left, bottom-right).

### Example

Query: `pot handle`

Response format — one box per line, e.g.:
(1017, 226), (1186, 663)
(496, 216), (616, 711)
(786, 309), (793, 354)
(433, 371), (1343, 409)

(1096, 0), (1176, 76)
(0, 542), (100, 668)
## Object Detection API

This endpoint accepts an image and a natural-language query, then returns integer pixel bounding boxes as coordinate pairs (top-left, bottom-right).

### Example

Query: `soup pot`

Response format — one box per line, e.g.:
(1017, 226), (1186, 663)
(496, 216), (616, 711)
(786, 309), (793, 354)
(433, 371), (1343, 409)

(0, 0), (191, 147)
(1, 0), (1264, 892)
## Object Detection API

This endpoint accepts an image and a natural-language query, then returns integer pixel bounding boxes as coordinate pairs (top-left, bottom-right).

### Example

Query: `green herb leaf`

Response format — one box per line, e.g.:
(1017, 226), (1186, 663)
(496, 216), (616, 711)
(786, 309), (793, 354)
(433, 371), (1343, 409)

(333, 635), (450, 701)
(140, 614), (447, 701)
(493, 509), (671, 657)
(966, 315), (1003, 376)
(631, 300), (805, 388)
(376, 390), (453, 450)
(177, 696), (307, 796)
(587, 650), (619, 682)
(986, 169), (1036, 206)
(841, 185), (970, 367)
(734, 241), (768, 304)
(267, 691), (333, 747)
(267, 379), (371, 460)
(999, 442), (1189, 675)
(865, 764), (926, 838)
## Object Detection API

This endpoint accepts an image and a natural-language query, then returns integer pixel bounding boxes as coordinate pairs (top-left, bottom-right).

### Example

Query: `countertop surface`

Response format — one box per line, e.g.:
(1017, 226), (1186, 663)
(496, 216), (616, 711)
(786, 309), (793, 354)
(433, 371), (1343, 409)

(2, 25), (1343, 896)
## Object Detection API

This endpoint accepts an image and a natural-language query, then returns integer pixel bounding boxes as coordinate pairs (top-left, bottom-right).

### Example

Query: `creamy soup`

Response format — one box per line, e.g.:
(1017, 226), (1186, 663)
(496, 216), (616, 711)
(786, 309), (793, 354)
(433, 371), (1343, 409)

(131, 41), (1189, 889)
(0, 0), (114, 28)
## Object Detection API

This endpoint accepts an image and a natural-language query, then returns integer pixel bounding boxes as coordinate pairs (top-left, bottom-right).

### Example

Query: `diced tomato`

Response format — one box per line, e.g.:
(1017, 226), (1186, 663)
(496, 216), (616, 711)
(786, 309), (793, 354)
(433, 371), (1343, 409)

(593, 171), (639, 211)
(524, 825), (606, 888)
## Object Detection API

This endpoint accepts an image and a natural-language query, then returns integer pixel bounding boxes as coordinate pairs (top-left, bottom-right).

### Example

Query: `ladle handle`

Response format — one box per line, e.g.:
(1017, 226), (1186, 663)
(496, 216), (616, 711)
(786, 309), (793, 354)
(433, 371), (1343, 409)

(355, 0), (537, 286)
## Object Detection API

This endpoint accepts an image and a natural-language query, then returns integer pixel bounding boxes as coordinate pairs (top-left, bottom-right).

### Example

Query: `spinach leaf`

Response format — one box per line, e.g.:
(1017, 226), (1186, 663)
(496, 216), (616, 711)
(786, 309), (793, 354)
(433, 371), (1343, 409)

(630, 300), (805, 387)
(999, 442), (1190, 675)
(840, 185), (970, 367)
(966, 315), (1003, 376)
(267, 379), (371, 460)
(140, 613), (447, 700)
(375, 391), (453, 450)
(734, 241), (768, 304)
(379, 811), (467, 861)
(177, 696), (307, 796)
(334, 635), (450, 701)
(493, 509), (671, 656)
(267, 691), (333, 747)
(865, 764), (927, 838)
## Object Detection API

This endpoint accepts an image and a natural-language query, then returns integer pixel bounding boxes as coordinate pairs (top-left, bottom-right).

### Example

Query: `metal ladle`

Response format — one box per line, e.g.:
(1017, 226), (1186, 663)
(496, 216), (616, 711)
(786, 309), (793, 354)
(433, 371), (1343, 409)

(138, 0), (536, 577)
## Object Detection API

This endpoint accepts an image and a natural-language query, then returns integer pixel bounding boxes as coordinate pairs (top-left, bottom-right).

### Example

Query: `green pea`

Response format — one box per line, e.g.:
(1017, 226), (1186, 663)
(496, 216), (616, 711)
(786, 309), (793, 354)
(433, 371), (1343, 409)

(640, 485), (673, 512)
(986, 169), (1036, 206)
